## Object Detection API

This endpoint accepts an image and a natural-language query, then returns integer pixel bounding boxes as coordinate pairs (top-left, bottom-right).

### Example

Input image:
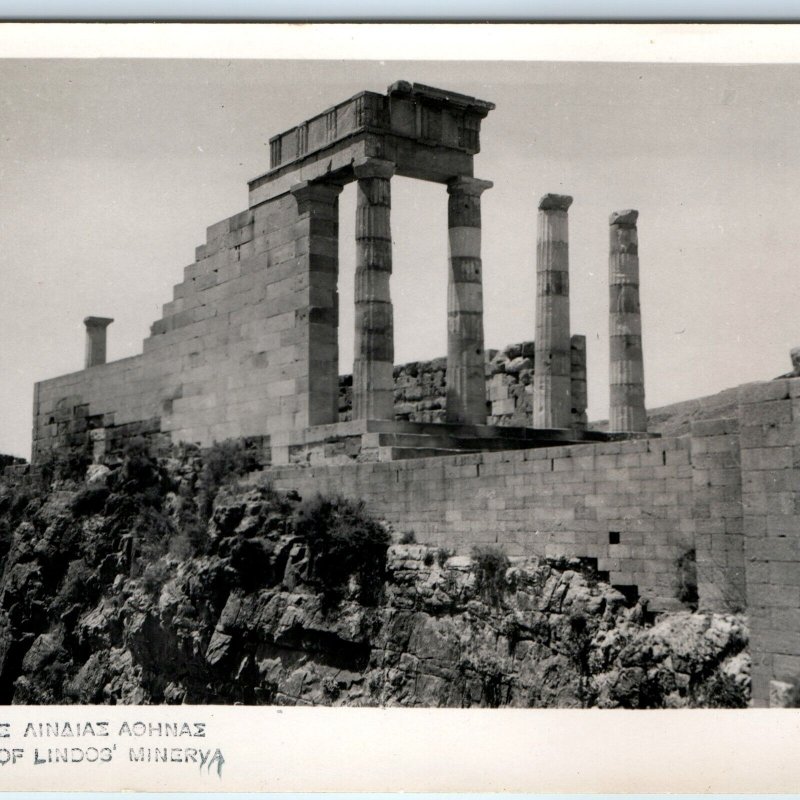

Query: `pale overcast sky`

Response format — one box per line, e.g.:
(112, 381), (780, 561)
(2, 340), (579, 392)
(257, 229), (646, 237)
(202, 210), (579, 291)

(1, 58), (798, 457)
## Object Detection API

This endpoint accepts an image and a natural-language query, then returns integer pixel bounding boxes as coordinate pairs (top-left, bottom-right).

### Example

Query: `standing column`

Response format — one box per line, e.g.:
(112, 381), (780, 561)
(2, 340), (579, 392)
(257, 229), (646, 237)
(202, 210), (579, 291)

(84, 316), (114, 368)
(446, 176), (492, 425)
(533, 194), (573, 428)
(609, 209), (647, 432)
(352, 158), (396, 420)
(290, 180), (344, 427)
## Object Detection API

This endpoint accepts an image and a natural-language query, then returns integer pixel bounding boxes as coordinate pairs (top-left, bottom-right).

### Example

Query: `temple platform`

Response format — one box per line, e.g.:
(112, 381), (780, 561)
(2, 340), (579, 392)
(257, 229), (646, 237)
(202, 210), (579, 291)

(269, 419), (652, 466)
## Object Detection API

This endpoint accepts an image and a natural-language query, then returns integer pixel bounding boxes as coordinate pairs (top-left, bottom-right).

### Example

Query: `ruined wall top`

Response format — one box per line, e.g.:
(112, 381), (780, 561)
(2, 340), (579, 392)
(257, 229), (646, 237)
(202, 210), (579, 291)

(248, 81), (495, 206)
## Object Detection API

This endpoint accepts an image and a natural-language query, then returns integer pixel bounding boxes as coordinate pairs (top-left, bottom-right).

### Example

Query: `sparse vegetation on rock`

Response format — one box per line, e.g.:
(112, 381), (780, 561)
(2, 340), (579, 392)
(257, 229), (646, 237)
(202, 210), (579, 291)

(0, 446), (750, 707)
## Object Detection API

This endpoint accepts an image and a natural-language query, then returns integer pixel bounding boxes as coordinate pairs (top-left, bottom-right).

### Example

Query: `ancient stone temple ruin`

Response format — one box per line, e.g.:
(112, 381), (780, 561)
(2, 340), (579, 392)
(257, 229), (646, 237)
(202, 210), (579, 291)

(26, 82), (800, 706)
(32, 81), (642, 467)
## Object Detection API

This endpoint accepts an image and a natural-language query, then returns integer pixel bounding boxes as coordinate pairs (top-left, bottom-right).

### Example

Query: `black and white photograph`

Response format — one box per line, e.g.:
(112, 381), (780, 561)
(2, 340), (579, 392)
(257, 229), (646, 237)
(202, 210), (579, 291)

(0, 21), (798, 745)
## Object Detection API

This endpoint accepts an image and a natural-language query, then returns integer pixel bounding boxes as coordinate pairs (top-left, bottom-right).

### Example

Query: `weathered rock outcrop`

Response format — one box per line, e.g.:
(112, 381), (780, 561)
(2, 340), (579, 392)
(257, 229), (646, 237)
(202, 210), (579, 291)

(0, 447), (749, 707)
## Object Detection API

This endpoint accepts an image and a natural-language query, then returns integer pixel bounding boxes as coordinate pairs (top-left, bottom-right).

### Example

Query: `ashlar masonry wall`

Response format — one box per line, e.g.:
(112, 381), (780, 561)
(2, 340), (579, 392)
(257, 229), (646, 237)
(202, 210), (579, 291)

(689, 416), (746, 613)
(271, 432), (711, 613)
(738, 378), (800, 707)
(33, 188), (340, 459)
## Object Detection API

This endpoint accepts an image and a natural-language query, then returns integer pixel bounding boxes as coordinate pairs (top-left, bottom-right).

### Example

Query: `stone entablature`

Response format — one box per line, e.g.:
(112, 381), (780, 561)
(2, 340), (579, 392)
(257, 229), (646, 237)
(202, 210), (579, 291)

(256, 82), (494, 201)
(267, 83), (492, 170)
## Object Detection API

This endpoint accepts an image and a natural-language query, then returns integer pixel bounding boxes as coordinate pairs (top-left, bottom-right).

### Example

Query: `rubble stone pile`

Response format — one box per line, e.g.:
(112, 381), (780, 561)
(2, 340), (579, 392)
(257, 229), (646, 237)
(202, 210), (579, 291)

(339, 339), (587, 429)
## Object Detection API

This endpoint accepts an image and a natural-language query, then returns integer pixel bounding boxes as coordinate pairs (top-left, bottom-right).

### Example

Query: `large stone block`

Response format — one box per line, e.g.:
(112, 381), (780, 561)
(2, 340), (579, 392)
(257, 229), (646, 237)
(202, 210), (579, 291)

(739, 399), (793, 427)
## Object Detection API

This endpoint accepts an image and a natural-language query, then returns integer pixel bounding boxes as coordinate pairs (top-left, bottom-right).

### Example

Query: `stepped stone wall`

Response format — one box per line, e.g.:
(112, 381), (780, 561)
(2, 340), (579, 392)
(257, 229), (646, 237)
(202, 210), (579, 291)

(32, 82), (560, 465)
(33, 190), (340, 462)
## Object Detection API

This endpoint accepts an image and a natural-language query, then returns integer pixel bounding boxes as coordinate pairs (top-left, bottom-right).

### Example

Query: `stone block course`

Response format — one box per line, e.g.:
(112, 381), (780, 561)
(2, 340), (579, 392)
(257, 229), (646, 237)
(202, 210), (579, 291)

(267, 425), (728, 615)
(736, 386), (800, 704)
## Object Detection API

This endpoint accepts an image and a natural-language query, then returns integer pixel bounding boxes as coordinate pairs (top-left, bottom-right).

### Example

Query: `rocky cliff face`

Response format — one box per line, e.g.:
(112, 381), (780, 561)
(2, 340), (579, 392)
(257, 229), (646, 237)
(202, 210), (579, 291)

(0, 445), (749, 707)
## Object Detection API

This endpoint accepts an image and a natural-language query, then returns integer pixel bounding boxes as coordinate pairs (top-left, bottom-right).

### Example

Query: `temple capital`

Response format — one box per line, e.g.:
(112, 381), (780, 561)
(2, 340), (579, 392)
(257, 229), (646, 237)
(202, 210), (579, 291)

(447, 176), (493, 196)
(538, 193), (573, 212)
(83, 316), (114, 330)
(353, 158), (396, 181)
(289, 180), (343, 213)
(610, 209), (639, 227)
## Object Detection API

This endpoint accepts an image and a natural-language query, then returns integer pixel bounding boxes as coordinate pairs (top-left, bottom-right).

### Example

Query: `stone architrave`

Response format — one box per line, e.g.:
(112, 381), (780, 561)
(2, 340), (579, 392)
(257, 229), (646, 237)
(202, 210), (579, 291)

(609, 209), (647, 433)
(83, 316), (114, 368)
(533, 194), (573, 429)
(352, 158), (396, 420)
(446, 176), (493, 425)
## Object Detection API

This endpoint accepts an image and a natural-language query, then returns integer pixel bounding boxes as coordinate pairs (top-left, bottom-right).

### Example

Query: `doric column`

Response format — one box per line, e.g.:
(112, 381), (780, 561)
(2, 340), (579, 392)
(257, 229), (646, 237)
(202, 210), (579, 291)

(609, 209), (647, 432)
(533, 193), (573, 429)
(352, 158), (396, 420)
(84, 316), (113, 368)
(446, 176), (493, 425)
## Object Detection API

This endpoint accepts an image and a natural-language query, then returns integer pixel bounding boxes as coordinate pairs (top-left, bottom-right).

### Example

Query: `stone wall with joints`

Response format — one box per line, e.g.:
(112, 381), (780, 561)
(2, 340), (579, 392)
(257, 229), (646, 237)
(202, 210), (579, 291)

(270, 375), (800, 707)
(33, 186), (341, 459)
(737, 378), (800, 707)
(270, 429), (697, 613)
(23, 79), (800, 710)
